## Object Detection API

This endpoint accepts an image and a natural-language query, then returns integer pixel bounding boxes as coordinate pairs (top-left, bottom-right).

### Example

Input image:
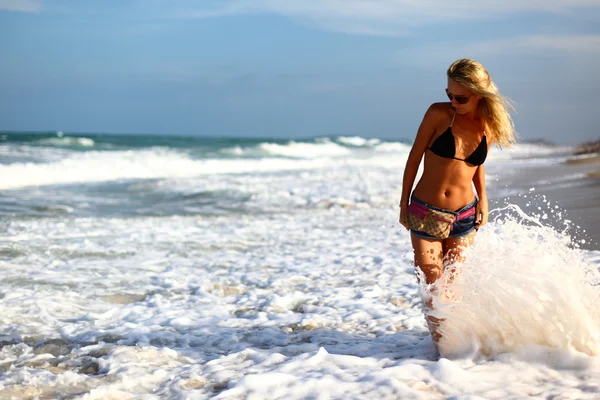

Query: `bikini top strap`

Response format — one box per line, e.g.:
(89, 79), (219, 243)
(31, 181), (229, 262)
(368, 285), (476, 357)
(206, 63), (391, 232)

(450, 110), (456, 127)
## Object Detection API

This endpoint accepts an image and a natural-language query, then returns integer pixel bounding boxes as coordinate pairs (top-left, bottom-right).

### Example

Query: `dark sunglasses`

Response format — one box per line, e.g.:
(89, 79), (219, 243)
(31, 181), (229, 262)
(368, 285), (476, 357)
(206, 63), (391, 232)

(445, 88), (472, 105)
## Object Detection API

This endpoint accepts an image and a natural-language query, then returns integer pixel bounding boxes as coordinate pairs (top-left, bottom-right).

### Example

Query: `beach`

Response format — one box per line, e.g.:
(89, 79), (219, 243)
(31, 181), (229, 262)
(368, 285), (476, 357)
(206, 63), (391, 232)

(488, 152), (600, 250)
(0, 132), (599, 399)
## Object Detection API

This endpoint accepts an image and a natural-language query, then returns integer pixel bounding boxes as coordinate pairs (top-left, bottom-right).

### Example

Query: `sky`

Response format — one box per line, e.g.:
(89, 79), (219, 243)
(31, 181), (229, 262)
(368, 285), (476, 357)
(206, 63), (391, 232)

(1, 1), (599, 144)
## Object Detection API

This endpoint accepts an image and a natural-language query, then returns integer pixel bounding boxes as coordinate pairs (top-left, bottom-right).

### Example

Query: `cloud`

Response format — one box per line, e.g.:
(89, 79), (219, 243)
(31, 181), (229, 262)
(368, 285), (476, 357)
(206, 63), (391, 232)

(170, 0), (600, 36)
(172, 1), (256, 19)
(456, 34), (600, 58)
(518, 35), (600, 54)
(12, 1), (598, 37)
(390, 34), (600, 75)
(0, 0), (41, 12)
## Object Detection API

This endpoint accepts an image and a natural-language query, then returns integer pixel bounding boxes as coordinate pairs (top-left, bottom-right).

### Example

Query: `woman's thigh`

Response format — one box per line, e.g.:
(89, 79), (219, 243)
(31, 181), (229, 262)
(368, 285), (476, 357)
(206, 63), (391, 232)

(443, 231), (476, 264)
(410, 233), (444, 284)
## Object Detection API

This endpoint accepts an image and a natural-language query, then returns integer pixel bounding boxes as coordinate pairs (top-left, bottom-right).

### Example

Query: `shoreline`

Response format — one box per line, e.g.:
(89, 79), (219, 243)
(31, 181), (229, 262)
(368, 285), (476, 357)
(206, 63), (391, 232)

(565, 153), (600, 166)
(565, 152), (600, 179)
(490, 155), (600, 251)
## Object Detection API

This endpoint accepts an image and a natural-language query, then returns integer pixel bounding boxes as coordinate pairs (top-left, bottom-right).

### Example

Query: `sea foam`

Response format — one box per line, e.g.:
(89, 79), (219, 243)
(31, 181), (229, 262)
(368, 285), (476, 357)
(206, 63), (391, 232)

(36, 136), (96, 147)
(0, 148), (408, 190)
(426, 204), (600, 359)
(258, 140), (352, 158)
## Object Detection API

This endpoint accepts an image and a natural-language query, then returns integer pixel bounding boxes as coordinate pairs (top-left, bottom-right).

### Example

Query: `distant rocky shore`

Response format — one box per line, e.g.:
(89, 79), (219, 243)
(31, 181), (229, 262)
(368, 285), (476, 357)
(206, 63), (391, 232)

(565, 138), (600, 178)
(574, 139), (600, 155)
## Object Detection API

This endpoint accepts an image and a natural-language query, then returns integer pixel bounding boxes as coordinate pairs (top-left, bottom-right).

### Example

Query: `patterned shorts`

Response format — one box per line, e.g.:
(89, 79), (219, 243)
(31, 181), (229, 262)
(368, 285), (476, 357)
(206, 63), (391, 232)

(409, 195), (478, 239)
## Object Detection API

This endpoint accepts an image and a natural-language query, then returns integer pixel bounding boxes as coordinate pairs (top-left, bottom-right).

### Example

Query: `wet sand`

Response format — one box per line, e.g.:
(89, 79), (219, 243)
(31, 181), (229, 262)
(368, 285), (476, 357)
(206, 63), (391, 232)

(588, 170), (600, 178)
(565, 153), (600, 166)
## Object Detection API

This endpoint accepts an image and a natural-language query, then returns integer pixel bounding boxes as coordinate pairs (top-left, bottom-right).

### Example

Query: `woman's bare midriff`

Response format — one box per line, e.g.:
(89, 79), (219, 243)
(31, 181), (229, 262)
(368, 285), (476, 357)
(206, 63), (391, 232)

(412, 152), (478, 211)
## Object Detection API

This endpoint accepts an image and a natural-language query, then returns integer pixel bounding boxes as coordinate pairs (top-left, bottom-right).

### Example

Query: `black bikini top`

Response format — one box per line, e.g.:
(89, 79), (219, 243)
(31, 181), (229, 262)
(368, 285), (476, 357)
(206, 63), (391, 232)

(427, 112), (487, 166)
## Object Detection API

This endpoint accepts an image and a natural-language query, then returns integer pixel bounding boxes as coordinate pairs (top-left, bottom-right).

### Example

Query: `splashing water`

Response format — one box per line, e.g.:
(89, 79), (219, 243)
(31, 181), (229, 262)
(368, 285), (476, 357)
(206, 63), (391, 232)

(422, 203), (600, 359)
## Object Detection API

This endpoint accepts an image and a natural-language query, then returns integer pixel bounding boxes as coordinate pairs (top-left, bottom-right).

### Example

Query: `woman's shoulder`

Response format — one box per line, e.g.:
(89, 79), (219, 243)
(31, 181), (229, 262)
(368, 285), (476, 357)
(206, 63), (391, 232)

(424, 102), (454, 123)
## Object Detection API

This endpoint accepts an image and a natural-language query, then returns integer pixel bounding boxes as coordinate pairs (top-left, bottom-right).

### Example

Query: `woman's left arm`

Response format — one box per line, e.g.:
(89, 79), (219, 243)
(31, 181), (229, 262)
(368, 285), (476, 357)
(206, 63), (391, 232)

(473, 164), (488, 228)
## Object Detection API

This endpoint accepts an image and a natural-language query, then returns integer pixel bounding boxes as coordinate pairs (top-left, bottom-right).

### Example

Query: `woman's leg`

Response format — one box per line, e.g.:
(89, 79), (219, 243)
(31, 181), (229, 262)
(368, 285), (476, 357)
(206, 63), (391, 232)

(411, 233), (445, 345)
(443, 231), (476, 265)
(411, 231), (476, 348)
(439, 232), (477, 302)
(410, 234), (444, 284)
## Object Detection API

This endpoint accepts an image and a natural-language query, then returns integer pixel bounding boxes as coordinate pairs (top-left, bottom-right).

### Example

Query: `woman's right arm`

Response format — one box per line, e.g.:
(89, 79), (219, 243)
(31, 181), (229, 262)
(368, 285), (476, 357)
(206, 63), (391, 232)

(399, 104), (443, 228)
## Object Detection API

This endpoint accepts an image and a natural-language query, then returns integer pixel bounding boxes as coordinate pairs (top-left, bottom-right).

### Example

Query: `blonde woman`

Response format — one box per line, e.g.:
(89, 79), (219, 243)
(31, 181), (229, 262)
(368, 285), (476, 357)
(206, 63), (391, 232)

(399, 58), (516, 347)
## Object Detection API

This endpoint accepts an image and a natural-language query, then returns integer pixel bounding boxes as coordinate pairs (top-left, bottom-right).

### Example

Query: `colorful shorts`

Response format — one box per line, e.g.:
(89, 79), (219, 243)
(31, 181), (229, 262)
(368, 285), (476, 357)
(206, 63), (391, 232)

(409, 195), (478, 239)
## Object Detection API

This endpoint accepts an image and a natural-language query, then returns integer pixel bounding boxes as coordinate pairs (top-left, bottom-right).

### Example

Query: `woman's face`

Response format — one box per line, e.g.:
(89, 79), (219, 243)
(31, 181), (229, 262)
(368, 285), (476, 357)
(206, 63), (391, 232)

(446, 78), (480, 114)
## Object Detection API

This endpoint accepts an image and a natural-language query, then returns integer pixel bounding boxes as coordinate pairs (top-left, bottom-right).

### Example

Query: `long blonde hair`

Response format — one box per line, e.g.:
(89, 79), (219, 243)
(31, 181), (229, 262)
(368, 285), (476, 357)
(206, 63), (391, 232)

(447, 58), (517, 148)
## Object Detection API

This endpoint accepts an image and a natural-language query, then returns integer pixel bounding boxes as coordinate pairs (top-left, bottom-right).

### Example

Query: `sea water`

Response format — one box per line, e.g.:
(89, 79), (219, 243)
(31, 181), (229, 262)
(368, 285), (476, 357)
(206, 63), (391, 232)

(429, 204), (600, 358)
(0, 132), (599, 399)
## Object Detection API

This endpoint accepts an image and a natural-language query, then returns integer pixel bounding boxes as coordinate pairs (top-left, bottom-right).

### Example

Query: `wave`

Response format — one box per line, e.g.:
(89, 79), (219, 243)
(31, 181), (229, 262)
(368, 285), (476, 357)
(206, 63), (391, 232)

(335, 136), (381, 147)
(0, 136), (577, 190)
(218, 138), (412, 159)
(374, 142), (412, 153)
(0, 149), (369, 190)
(220, 146), (245, 156)
(36, 136), (96, 147)
(257, 139), (352, 158)
(487, 143), (572, 161)
(427, 204), (600, 358)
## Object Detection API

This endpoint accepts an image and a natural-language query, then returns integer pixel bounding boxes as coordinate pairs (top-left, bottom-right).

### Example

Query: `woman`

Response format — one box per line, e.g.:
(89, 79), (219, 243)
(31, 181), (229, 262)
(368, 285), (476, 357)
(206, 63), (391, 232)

(399, 58), (516, 347)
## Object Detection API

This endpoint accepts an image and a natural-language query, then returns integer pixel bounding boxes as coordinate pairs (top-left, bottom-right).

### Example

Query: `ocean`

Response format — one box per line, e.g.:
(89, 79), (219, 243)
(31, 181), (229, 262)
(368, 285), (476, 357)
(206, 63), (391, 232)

(1, 131), (599, 399)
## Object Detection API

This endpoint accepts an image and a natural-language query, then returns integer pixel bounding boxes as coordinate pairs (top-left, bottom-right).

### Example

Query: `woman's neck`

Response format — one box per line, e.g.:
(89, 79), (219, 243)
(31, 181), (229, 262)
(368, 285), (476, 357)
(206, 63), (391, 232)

(463, 107), (480, 121)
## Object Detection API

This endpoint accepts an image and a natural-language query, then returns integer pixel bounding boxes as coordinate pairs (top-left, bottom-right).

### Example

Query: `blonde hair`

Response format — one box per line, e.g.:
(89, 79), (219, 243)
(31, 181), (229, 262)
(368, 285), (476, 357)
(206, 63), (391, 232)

(447, 58), (517, 148)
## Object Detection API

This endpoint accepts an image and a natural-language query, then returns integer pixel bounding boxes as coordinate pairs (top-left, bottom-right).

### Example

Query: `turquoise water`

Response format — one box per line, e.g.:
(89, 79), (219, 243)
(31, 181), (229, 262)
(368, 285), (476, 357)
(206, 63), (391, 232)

(0, 131), (406, 218)
(0, 131), (403, 162)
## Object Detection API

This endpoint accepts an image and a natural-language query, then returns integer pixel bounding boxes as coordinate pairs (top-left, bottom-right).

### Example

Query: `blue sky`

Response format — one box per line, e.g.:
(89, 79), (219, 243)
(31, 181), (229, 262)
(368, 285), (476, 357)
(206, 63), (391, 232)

(1, 1), (599, 144)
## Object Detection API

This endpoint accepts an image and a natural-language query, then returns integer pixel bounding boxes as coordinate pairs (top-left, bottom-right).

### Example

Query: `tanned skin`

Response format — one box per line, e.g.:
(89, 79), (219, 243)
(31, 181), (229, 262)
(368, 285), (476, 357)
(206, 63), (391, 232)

(399, 78), (492, 345)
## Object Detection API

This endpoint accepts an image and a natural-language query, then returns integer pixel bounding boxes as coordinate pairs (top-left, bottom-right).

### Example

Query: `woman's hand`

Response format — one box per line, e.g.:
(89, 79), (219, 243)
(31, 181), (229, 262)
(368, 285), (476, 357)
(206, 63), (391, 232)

(399, 204), (409, 230)
(475, 196), (488, 230)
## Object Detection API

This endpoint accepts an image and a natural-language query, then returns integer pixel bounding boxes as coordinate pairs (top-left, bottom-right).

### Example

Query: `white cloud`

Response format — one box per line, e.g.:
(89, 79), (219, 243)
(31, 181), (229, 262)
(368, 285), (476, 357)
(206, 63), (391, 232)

(0, 0), (41, 12)
(519, 35), (600, 54)
(171, 0), (600, 36)
(455, 34), (600, 57)
(391, 34), (600, 72)
(172, 2), (256, 19)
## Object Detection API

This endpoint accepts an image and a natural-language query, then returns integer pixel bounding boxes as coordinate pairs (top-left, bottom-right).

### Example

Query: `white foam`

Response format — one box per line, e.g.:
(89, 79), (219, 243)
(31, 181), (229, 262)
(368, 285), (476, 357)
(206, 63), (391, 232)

(336, 136), (381, 147)
(0, 147), (410, 190)
(533, 172), (589, 186)
(258, 139), (352, 158)
(0, 138), (576, 191)
(1, 136), (599, 398)
(487, 143), (572, 161)
(426, 205), (600, 359)
(220, 145), (244, 156)
(374, 142), (412, 153)
(0, 144), (73, 164)
(1, 197), (599, 398)
(0, 150), (331, 189)
(37, 136), (96, 147)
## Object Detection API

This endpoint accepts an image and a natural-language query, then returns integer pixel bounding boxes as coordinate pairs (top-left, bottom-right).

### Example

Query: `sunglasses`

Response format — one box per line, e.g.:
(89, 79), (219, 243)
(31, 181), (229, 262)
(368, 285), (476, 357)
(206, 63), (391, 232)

(445, 89), (472, 105)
